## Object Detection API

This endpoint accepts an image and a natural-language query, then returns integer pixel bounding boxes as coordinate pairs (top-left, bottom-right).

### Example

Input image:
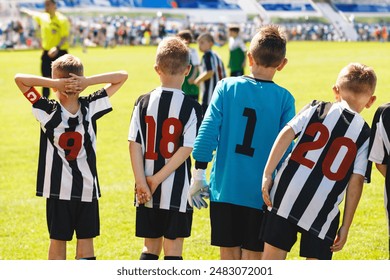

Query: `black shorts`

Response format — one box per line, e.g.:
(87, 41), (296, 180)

(41, 50), (68, 78)
(136, 206), (193, 239)
(260, 211), (339, 260)
(46, 198), (100, 241)
(210, 201), (264, 252)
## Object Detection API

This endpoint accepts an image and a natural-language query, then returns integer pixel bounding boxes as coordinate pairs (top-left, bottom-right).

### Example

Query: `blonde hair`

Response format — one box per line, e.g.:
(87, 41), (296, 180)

(249, 24), (287, 68)
(156, 37), (189, 75)
(336, 63), (377, 95)
(51, 54), (84, 78)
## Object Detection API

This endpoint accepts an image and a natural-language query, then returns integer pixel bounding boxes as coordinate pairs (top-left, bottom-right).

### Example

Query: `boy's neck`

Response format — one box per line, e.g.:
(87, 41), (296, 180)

(60, 95), (80, 114)
(160, 76), (184, 90)
(250, 66), (277, 81)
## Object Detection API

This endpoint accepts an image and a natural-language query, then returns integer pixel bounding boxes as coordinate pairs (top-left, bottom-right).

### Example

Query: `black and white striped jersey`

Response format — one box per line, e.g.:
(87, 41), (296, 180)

(128, 87), (203, 213)
(269, 100), (371, 242)
(32, 89), (112, 202)
(200, 50), (226, 109)
(368, 102), (390, 233)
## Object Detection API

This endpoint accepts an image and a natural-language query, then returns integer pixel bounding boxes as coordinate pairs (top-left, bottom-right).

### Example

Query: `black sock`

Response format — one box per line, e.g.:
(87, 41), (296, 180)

(78, 256), (96, 260)
(164, 256), (183, 260)
(140, 253), (159, 260)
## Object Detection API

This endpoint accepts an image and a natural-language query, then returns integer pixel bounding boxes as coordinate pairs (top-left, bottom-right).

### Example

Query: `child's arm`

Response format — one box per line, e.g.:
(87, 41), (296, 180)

(194, 70), (214, 86)
(15, 74), (65, 94)
(69, 70), (128, 97)
(146, 147), (193, 194)
(375, 163), (387, 177)
(331, 173), (364, 252)
(129, 141), (152, 204)
(262, 125), (296, 207)
(188, 65), (199, 84)
(14, 74), (69, 99)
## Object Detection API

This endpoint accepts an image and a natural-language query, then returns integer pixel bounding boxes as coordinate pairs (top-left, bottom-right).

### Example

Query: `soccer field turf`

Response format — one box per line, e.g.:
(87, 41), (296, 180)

(0, 42), (389, 260)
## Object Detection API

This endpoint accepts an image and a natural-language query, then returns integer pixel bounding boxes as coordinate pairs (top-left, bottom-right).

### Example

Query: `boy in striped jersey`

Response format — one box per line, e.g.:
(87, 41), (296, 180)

(261, 63), (377, 260)
(368, 103), (390, 259)
(128, 37), (203, 260)
(191, 25), (295, 260)
(14, 54), (128, 260)
(194, 32), (226, 114)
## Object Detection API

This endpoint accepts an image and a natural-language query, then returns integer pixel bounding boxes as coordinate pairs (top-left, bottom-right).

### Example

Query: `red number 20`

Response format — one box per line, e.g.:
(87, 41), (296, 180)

(144, 116), (183, 160)
(290, 122), (357, 181)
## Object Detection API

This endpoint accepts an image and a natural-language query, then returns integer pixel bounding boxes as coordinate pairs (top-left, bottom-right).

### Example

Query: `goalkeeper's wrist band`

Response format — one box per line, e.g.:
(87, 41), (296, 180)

(195, 161), (208, 170)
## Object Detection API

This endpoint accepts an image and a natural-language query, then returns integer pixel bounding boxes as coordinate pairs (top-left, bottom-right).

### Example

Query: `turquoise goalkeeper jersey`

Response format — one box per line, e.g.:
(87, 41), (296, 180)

(192, 76), (295, 210)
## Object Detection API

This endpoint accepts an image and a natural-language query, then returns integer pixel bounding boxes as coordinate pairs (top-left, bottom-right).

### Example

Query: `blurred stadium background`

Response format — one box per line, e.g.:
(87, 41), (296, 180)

(1, 0), (390, 50)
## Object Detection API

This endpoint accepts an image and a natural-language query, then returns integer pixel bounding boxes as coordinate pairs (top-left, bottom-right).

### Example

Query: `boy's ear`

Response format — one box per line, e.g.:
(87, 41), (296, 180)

(365, 95), (376, 109)
(247, 52), (254, 67)
(276, 58), (288, 71)
(184, 64), (192, 76)
(332, 85), (341, 101)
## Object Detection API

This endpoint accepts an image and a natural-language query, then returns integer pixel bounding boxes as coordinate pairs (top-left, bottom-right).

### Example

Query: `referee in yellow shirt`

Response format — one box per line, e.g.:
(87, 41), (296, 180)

(21, 0), (70, 98)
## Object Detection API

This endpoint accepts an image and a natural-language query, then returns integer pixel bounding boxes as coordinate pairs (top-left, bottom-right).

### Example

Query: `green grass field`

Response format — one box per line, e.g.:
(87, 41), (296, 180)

(0, 41), (389, 260)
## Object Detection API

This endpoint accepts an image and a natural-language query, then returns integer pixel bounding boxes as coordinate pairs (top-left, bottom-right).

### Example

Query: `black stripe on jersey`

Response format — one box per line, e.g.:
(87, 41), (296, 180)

(33, 97), (57, 114)
(42, 108), (63, 198)
(288, 108), (355, 222)
(66, 115), (85, 200)
(272, 102), (332, 210)
(36, 129), (48, 196)
(153, 90), (174, 206)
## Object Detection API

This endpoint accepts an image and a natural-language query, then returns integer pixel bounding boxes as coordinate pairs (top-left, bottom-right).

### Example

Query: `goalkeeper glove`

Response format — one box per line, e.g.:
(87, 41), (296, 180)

(188, 168), (209, 209)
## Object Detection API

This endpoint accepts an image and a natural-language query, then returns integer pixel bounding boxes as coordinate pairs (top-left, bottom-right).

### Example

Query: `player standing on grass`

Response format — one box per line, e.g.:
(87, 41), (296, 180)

(189, 25), (295, 260)
(194, 32), (226, 115)
(128, 37), (203, 260)
(368, 103), (390, 259)
(261, 62), (377, 260)
(14, 54), (128, 260)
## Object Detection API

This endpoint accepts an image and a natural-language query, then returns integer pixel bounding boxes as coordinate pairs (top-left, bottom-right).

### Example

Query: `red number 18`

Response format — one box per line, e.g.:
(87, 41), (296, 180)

(144, 116), (183, 160)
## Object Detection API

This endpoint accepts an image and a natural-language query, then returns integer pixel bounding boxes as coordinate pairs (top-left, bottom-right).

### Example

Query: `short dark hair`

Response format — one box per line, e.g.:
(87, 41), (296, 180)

(249, 24), (287, 68)
(176, 30), (193, 43)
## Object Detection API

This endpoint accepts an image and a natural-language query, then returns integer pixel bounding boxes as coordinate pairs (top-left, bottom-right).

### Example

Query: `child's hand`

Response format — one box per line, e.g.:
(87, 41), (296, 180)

(146, 176), (160, 195)
(262, 175), (273, 208)
(66, 73), (88, 93)
(135, 184), (152, 205)
(331, 226), (349, 252)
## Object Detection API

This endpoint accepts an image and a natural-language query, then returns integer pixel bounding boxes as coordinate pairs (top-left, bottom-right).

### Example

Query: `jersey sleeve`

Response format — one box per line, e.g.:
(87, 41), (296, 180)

(86, 88), (112, 120)
(369, 105), (390, 164)
(59, 15), (70, 37)
(182, 101), (203, 148)
(128, 100), (141, 144)
(192, 80), (224, 162)
(353, 138), (370, 177)
(287, 102), (317, 136)
(190, 48), (200, 66)
(32, 98), (58, 126)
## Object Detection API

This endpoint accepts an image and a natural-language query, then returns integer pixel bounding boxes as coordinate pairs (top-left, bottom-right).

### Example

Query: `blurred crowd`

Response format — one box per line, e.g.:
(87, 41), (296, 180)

(1, 13), (389, 50)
